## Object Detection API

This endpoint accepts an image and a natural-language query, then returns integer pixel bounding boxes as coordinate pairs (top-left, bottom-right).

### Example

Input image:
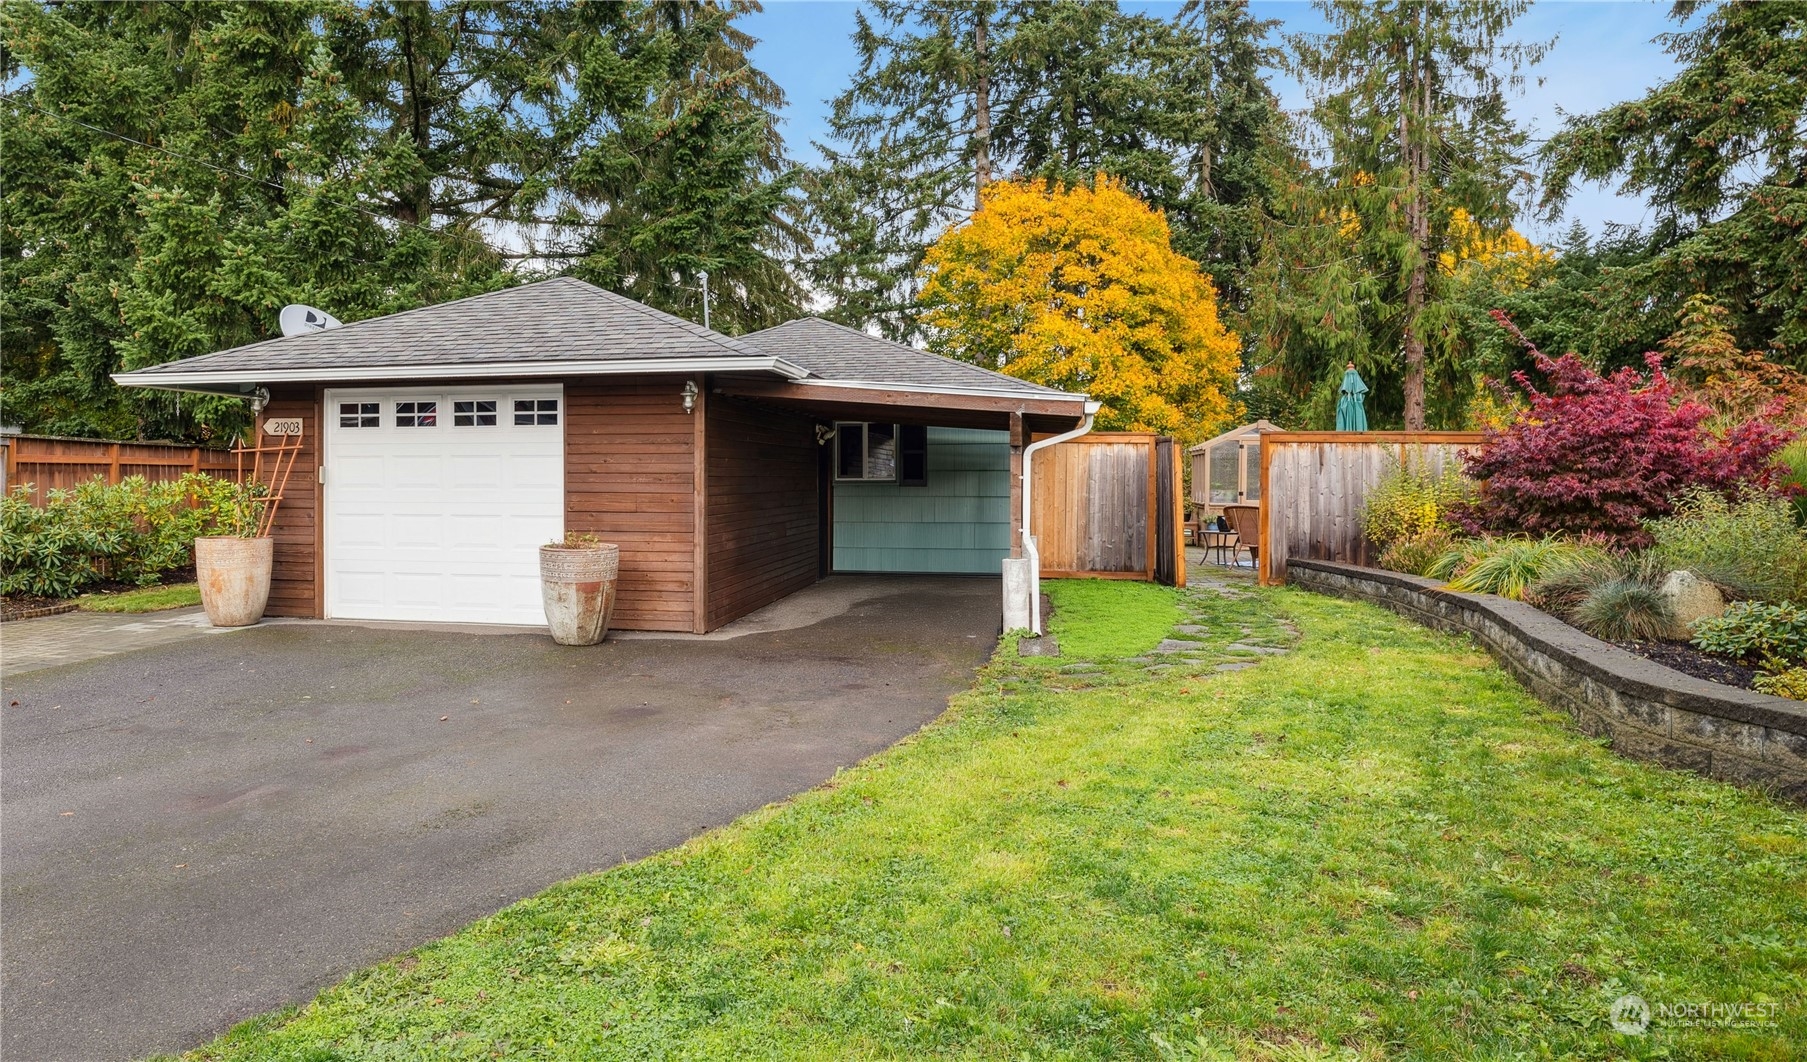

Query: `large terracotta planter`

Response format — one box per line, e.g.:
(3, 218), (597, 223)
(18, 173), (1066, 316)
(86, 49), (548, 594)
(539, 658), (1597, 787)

(540, 543), (619, 645)
(195, 536), (273, 627)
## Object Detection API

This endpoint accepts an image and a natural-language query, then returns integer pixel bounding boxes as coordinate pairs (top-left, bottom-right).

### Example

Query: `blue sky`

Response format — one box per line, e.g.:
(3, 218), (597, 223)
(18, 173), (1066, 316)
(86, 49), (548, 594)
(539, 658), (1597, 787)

(740, 0), (1695, 244)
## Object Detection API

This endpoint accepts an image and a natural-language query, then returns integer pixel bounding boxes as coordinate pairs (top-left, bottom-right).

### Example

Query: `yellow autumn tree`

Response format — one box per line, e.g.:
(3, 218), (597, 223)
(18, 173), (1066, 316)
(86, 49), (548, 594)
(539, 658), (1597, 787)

(1442, 208), (1553, 289)
(917, 176), (1241, 442)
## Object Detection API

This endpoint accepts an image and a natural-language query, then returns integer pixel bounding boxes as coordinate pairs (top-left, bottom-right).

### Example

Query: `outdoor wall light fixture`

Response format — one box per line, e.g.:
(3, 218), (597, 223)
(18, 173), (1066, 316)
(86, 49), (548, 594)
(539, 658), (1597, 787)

(815, 424), (837, 446)
(681, 379), (699, 414)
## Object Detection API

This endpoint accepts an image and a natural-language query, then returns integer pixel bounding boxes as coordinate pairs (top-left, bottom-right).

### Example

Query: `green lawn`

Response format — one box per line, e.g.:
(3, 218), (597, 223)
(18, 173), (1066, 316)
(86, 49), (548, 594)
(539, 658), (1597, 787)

(77, 582), (201, 613)
(181, 579), (1804, 1061)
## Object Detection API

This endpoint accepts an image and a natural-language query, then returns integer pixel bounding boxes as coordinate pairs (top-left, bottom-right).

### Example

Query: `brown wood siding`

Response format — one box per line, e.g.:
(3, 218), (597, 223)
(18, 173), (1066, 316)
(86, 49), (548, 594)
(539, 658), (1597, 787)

(704, 395), (819, 630)
(565, 378), (700, 632)
(261, 389), (323, 618)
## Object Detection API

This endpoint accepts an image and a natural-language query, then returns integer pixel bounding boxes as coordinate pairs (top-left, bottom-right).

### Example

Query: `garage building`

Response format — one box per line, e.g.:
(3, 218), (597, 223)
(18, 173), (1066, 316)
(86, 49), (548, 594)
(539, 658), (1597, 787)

(115, 278), (1091, 632)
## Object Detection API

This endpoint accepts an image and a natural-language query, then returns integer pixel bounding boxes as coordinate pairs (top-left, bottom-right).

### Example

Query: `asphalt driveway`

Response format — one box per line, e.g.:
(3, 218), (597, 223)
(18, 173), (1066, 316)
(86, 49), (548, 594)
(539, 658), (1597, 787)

(1, 576), (999, 1061)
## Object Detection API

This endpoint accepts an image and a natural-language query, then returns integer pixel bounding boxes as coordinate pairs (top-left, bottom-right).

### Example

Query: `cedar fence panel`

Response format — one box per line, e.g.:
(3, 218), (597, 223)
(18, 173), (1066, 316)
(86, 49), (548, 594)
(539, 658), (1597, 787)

(1031, 432), (1183, 585)
(1, 435), (240, 505)
(1257, 432), (1483, 586)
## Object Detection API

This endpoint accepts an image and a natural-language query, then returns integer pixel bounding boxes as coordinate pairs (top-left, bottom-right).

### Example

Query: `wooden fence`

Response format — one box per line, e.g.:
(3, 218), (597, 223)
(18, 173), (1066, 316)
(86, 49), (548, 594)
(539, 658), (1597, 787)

(1032, 431), (1185, 585)
(1258, 431), (1483, 585)
(0, 434), (240, 505)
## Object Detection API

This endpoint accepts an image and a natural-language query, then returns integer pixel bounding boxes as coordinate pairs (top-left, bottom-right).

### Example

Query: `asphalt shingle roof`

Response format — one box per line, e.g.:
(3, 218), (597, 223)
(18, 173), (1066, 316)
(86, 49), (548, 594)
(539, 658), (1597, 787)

(118, 279), (1084, 401)
(739, 317), (1075, 398)
(123, 277), (771, 377)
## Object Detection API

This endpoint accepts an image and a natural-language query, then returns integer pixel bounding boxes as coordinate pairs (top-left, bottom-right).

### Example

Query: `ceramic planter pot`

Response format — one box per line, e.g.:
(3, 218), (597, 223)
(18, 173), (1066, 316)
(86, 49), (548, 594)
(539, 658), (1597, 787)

(195, 536), (273, 627)
(540, 543), (620, 645)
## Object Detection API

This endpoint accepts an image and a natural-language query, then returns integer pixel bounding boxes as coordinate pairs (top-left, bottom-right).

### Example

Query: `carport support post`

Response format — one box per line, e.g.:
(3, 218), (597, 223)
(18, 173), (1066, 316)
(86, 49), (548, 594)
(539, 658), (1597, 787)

(1002, 411), (1032, 632)
(1007, 412), (1025, 558)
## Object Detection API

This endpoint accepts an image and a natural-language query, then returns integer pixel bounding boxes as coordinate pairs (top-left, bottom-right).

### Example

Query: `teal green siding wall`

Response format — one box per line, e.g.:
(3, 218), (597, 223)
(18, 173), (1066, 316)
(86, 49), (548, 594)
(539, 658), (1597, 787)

(833, 427), (1010, 574)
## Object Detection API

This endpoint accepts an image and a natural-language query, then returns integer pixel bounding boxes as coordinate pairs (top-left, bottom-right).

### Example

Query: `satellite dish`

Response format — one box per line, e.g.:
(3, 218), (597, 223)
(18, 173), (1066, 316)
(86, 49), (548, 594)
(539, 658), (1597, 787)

(279, 304), (343, 337)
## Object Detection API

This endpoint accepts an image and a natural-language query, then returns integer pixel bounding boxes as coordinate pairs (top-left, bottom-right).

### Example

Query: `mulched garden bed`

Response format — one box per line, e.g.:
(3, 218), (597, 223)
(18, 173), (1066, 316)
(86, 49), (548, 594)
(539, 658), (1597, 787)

(0, 596), (78, 623)
(1613, 638), (1761, 693)
(1, 567), (198, 623)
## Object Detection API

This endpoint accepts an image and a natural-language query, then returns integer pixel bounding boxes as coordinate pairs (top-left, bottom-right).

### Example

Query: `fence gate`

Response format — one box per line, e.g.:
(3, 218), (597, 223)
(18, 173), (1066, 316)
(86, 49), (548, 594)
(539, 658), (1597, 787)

(1031, 431), (1184, 586)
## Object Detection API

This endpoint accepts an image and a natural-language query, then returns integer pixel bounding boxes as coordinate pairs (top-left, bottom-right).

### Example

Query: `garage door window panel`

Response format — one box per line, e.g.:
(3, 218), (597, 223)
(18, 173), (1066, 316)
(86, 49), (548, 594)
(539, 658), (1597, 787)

(395, 400), (439, 427)
(454, 400), (497, 427)
(339, 402), (379, 428)
(514, 399), (559, 426)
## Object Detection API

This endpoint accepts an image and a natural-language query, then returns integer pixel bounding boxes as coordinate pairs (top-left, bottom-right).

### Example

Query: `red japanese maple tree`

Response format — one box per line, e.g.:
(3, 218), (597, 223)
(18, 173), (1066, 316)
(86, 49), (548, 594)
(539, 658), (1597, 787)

(1459, 312), (1793, 547)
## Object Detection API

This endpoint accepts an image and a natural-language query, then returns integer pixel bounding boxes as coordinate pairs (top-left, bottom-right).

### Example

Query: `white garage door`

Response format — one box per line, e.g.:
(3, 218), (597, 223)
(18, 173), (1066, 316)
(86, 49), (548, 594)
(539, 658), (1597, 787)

(324, 386), (564, 625)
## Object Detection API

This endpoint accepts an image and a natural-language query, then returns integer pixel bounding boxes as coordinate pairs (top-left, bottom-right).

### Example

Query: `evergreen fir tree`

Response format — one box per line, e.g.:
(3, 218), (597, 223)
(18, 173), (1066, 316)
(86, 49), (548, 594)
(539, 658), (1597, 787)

(1265, 0), (1545, 429)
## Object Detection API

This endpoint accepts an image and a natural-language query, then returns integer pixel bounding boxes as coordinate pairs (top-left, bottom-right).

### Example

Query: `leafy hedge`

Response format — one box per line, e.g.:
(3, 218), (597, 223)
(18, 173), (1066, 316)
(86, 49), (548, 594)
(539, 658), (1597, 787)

(1, 474), (246, 598)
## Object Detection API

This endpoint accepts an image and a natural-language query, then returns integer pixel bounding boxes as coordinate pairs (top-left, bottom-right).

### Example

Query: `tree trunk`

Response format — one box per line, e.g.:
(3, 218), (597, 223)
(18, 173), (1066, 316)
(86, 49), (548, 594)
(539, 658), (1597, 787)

(1400, 13), (1429, 431)
(396, 8), (434, 227)
(974, 9), (992, 203)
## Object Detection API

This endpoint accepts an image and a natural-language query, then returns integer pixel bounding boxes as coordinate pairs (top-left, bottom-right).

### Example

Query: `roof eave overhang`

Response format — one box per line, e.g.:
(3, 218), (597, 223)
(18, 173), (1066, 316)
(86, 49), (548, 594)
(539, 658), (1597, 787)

(787, 377), (1087, 404)
(113, 355), (812, 391)
(714, 378), (1092, 424)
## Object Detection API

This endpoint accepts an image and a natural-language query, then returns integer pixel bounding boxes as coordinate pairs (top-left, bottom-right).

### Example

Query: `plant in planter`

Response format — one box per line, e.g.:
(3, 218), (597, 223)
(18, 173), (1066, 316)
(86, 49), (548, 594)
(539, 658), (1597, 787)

(194, 428), (302, 628)
(540, 531), (620, 646)
(194, 481), (273, 627)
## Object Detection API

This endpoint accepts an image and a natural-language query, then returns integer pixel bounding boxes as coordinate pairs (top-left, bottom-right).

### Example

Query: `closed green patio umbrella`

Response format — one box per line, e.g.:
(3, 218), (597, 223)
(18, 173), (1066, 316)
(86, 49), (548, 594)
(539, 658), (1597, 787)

(1336, 361), (1369, 431)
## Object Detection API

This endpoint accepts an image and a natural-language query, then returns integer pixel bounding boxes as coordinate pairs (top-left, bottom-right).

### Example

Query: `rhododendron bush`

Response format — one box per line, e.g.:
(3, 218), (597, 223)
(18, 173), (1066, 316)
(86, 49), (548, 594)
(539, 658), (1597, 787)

(1458, 312), (1794, 547)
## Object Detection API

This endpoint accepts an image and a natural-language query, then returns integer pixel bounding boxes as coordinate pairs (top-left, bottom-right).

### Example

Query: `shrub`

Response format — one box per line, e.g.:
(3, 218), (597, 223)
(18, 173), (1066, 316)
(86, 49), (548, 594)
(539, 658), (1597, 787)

(1691, 601), (1807, 666)
(1777, 438), (1807, 527)
(1647, 489), (1807, 603)
(1457, 311), (1794, 547)
(0, 474), (244, 598)
(1754, 668), (1807, 701)
(1433, 535), (1599, 601)
(1359, 451), (1475, 549)
(1377, 530), (1457, 577)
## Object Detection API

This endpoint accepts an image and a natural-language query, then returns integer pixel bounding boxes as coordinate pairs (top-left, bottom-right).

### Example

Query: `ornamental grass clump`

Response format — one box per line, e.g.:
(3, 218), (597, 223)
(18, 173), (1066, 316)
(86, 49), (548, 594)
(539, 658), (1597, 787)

(1568, 577), (1674, 642)
(1648, 489), (1807, 603)
(1431, 535), (1600, 601)
(1527, 550), (1673, 642)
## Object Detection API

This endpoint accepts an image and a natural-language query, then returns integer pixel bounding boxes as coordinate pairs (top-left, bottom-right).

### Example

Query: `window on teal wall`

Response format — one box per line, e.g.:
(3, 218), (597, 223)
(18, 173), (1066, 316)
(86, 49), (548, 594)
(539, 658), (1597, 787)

(835, 422), (900, 481)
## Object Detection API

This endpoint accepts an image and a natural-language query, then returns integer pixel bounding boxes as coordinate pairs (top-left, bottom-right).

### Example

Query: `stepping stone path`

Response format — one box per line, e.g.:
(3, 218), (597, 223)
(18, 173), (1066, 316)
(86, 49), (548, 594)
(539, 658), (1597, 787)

(1116, 575), (1298, 677)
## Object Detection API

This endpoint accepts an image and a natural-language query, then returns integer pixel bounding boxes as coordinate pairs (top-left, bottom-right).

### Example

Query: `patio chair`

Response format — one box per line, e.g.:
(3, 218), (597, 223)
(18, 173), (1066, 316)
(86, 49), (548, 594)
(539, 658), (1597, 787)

(1221, 504), (1260, 568)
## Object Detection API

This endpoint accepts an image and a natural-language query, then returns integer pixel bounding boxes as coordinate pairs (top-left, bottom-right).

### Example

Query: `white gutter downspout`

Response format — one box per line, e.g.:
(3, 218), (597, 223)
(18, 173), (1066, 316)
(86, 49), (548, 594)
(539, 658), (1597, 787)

(1019, 400), (1100, 636)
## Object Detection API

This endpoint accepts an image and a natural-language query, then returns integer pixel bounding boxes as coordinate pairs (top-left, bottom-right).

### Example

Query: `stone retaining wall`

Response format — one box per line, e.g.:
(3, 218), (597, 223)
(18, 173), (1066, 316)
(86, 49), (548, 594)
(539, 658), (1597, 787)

(1288, 558), (1807, 803)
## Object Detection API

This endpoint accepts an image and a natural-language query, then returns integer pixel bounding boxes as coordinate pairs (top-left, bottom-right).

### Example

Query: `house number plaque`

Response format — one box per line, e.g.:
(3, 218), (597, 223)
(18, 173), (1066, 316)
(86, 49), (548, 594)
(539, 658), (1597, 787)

(263, 417), (305, 436)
